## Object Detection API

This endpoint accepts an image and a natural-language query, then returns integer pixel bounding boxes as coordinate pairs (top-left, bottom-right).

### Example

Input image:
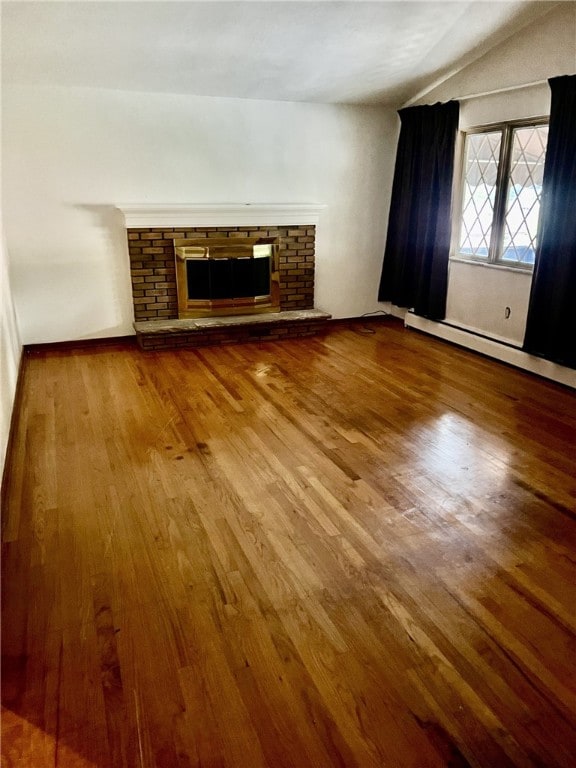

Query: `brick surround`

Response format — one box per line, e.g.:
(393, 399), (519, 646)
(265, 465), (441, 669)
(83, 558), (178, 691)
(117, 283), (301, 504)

(127, 225), (315, 323)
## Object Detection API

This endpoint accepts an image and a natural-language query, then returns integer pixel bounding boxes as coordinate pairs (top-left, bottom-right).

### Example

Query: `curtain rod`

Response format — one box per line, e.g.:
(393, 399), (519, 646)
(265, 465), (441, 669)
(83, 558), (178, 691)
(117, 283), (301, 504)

(402, 78), (548, 109)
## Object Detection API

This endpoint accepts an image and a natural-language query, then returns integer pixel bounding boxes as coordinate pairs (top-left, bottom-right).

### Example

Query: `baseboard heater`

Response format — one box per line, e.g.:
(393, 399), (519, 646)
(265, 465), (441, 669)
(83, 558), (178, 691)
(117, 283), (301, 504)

(404, 312), (576, 389)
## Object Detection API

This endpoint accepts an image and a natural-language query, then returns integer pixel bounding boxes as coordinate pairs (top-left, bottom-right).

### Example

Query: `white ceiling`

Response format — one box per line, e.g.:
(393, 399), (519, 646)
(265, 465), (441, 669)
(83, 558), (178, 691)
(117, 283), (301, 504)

(1, 1), (556, 106)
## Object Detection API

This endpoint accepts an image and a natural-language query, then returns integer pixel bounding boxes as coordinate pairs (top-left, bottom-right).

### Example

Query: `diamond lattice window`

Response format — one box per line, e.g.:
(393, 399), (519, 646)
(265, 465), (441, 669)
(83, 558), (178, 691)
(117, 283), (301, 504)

(459, 132), (501, 259)
(457, 121), (549, 269)
(502, 126), (548, 265)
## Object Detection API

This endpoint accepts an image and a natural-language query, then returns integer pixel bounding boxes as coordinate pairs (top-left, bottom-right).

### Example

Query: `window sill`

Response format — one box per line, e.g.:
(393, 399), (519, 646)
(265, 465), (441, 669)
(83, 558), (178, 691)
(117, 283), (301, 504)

(450, 256), (533, 275)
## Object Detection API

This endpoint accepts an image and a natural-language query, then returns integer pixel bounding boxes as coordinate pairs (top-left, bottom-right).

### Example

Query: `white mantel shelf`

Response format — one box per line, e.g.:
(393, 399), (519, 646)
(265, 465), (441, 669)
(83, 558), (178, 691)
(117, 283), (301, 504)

(116, 204), (326, 228)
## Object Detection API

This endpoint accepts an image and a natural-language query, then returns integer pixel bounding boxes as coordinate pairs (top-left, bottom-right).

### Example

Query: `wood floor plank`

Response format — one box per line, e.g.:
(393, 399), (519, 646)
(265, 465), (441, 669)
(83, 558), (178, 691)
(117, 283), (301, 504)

(2, 320), (576, 767)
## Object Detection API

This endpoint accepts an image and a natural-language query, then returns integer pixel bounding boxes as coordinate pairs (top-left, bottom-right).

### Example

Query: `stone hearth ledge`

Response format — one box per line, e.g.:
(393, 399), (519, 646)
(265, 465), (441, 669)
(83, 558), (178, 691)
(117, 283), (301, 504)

(134, 309), (331, 335)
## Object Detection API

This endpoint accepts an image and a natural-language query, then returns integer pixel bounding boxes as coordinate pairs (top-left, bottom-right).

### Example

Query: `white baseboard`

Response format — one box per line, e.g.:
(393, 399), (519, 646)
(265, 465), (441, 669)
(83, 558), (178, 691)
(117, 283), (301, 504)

(404, 313), (576, 389)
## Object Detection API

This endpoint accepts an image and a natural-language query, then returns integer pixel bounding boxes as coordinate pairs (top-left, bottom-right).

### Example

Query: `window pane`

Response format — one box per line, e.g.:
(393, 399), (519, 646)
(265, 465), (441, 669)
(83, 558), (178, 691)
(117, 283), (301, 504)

(501, 125), (548, 265)
(459, 131), (501, 259)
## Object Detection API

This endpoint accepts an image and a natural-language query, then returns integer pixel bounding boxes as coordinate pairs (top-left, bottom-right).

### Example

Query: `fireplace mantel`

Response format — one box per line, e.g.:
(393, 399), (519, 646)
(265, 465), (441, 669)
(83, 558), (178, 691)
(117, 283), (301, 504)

(116, 203), (326, 228)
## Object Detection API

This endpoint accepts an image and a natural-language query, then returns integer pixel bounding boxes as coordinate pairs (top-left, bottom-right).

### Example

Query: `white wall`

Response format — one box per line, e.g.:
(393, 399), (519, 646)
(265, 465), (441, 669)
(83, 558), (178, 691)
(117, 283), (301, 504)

(420, 3), (576, 348)
(422, 3), (576, 107)
(2, 85), (397, 343)
(1, 224), (22, 483)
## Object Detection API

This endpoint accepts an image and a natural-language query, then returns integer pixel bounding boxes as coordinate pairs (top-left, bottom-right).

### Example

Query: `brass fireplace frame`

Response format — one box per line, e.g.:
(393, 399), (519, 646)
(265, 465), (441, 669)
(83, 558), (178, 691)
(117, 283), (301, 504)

(174, 237), (281, 319)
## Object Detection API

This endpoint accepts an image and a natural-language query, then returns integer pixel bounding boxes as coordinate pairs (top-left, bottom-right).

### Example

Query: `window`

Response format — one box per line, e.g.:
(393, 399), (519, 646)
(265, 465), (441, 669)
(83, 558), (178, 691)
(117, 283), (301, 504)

(457, 119), (549, 269)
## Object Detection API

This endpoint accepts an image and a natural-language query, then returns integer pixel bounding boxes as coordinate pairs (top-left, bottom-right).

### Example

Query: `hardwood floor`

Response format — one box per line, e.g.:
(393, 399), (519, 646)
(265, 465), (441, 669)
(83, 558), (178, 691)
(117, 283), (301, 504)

(2, 318), (576, 767)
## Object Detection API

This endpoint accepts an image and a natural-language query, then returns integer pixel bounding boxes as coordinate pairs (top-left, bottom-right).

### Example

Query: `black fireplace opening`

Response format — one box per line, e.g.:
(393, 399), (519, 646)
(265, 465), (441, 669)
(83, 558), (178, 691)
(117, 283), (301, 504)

(186, 257), (271, 301)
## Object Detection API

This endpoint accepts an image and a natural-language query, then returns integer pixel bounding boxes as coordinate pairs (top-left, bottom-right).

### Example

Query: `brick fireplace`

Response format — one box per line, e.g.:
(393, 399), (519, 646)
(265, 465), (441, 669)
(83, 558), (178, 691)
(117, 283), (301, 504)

(117, 205), (331, 349)
(128, 224), (315, 322)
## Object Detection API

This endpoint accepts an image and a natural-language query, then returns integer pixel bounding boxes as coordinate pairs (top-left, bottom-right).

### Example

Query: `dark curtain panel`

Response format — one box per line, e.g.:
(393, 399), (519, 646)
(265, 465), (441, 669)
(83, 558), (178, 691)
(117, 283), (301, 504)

(523, 75), (576, 368)
(378, 100), (459, 320)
